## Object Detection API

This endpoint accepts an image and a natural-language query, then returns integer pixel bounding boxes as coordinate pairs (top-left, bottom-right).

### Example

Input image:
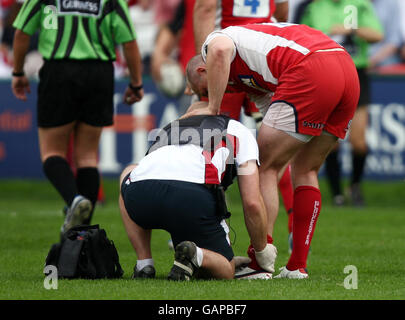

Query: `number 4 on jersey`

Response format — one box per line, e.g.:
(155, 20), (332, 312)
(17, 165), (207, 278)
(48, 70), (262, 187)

(245, 0), (260, 14)
(233, 0), (270, 18)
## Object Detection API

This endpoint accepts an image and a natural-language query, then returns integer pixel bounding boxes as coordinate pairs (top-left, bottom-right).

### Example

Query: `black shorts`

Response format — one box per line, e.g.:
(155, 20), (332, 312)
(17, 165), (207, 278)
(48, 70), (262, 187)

(357, 68), (370, 107)
(37, 59), (114, 127)
(121, 177), (234, 261)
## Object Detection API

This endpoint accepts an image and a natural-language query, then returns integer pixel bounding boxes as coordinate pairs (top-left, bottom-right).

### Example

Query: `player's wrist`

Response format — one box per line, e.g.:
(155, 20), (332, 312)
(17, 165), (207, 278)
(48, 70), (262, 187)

(12, 70), (25, 77)
(208, 105), (219, 115)
(128, 83), (143, 92)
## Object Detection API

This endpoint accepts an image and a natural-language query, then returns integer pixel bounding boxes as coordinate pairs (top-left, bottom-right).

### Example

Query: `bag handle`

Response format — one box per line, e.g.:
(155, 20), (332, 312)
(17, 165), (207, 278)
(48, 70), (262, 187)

(109, 240), (124, 278)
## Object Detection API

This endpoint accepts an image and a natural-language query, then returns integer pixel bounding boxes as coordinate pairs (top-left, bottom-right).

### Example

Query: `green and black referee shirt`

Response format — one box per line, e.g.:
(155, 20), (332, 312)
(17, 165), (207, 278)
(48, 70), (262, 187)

(13, 0), (136, 61)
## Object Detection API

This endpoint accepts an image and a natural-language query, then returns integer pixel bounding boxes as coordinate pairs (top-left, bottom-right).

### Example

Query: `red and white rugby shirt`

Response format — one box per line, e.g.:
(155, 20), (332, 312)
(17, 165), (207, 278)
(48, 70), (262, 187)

(129, 120), (258, 185)
(202, 23), (343, 110)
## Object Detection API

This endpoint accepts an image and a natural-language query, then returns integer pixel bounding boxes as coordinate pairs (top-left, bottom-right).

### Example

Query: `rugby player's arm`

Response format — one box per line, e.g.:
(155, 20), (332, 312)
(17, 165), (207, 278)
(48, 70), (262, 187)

(12, 29), (31, 101)
(193, 0), (216, 52)
(237, 160), (267, 252)
(206, 36), (234, 115)
(274, 1), (289, 22)
(151, 26), (178, 82)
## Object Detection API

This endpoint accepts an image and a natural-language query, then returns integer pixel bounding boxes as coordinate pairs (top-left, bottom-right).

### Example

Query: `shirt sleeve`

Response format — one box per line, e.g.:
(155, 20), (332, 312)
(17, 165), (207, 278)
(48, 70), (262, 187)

(227, 120), (259, 167)
(201, 30), (237, 63)
(112, 0), (137, 44)
(12, 0), (43, 35)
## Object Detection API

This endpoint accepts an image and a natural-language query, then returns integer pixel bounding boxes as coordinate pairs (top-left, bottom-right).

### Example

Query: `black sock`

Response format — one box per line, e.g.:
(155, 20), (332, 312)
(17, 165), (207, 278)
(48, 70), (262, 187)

(76, 167), (100, 224)
(325, 150), (342, 196)
(351, 151), (367, 185)
(43, 156), (78, 206)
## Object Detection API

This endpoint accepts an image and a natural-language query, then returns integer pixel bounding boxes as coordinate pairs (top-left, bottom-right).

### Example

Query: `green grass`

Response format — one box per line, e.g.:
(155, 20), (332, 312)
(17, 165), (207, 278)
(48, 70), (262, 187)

(0, 178), (404, 300)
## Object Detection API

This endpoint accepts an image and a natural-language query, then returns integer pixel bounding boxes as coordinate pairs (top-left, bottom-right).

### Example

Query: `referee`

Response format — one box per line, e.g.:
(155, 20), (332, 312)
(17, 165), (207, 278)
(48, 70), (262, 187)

(11, 0), (144, 233)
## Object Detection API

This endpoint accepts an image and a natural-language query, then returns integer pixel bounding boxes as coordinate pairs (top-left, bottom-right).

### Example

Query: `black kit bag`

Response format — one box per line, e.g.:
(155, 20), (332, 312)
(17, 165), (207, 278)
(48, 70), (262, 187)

(45, 225), (124, 279)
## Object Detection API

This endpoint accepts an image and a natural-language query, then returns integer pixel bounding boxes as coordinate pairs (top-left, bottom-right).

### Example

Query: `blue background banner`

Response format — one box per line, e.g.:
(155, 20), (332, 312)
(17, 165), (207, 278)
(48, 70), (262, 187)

(0, 75), (404, 180)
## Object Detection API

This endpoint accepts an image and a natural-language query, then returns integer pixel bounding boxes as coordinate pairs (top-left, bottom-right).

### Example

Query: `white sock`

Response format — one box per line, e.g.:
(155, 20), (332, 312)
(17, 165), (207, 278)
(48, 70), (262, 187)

(196, 246), (203, 267)
(136, 258), (154, 271)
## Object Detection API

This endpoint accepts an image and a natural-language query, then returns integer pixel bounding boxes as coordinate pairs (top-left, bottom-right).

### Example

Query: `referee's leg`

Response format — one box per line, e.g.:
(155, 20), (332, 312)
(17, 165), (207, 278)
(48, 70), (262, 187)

(73, 122), (103, 223)
(38, 122), (75, 161)
(73, 122), (103, 168)
(39, 122), (79, 207)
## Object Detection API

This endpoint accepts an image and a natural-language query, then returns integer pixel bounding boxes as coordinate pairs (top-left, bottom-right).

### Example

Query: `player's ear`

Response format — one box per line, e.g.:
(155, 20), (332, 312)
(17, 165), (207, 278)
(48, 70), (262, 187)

(196, 66), (206, 75)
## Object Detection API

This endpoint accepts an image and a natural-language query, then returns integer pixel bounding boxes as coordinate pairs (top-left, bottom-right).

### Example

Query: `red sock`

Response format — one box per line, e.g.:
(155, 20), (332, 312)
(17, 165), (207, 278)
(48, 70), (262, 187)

(287, 186), (321, 270)
(97, 179), (105, 203)
(288, 212), (293, 234)
(247, 235), (273, 270)
(278, 165), (294, 232)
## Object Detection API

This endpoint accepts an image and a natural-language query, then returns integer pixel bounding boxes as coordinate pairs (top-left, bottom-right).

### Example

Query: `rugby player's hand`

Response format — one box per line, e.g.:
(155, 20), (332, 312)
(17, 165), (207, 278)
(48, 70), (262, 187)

(124, 84), (144, 105)
(180, 104), (217, 119)
(12, 76), (30, 101)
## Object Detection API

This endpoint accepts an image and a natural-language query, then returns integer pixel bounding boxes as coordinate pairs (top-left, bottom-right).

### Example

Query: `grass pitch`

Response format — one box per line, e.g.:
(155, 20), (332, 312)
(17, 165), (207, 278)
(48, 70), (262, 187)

(0, 178), (404, 300)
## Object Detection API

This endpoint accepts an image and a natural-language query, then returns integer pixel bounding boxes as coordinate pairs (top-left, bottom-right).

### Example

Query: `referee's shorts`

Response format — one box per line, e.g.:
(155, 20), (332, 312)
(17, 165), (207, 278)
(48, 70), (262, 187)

(37, 59), (114, 128)
(121, 177), (234, 262)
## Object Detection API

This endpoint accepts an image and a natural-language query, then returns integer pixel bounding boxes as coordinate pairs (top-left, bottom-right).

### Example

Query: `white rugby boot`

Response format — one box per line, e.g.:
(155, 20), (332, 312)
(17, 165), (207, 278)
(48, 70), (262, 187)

(274, 266), (309, 279)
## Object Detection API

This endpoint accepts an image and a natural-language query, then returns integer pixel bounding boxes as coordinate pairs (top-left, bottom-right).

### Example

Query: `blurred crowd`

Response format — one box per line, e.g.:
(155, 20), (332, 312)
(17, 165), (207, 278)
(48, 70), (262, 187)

(1, 0), (405, 78)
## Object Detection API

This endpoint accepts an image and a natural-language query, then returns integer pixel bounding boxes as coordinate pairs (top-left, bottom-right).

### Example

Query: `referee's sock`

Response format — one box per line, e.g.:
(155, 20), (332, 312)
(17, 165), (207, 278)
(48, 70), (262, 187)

(351, 150), (367, 186)
(76, 167), (100, 224)
(43, 156), (78, 207)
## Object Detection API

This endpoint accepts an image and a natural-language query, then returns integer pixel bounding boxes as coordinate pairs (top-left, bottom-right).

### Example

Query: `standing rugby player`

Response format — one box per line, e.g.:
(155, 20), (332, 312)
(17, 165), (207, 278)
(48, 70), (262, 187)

(186, 23), (360, 278)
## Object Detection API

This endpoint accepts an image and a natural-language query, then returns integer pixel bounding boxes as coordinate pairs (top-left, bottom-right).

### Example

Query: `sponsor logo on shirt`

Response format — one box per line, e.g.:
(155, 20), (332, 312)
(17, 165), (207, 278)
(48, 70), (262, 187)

(302, 121), (325, 130)
(238, 75), (267, 92)
(58, 0), (102, 17)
